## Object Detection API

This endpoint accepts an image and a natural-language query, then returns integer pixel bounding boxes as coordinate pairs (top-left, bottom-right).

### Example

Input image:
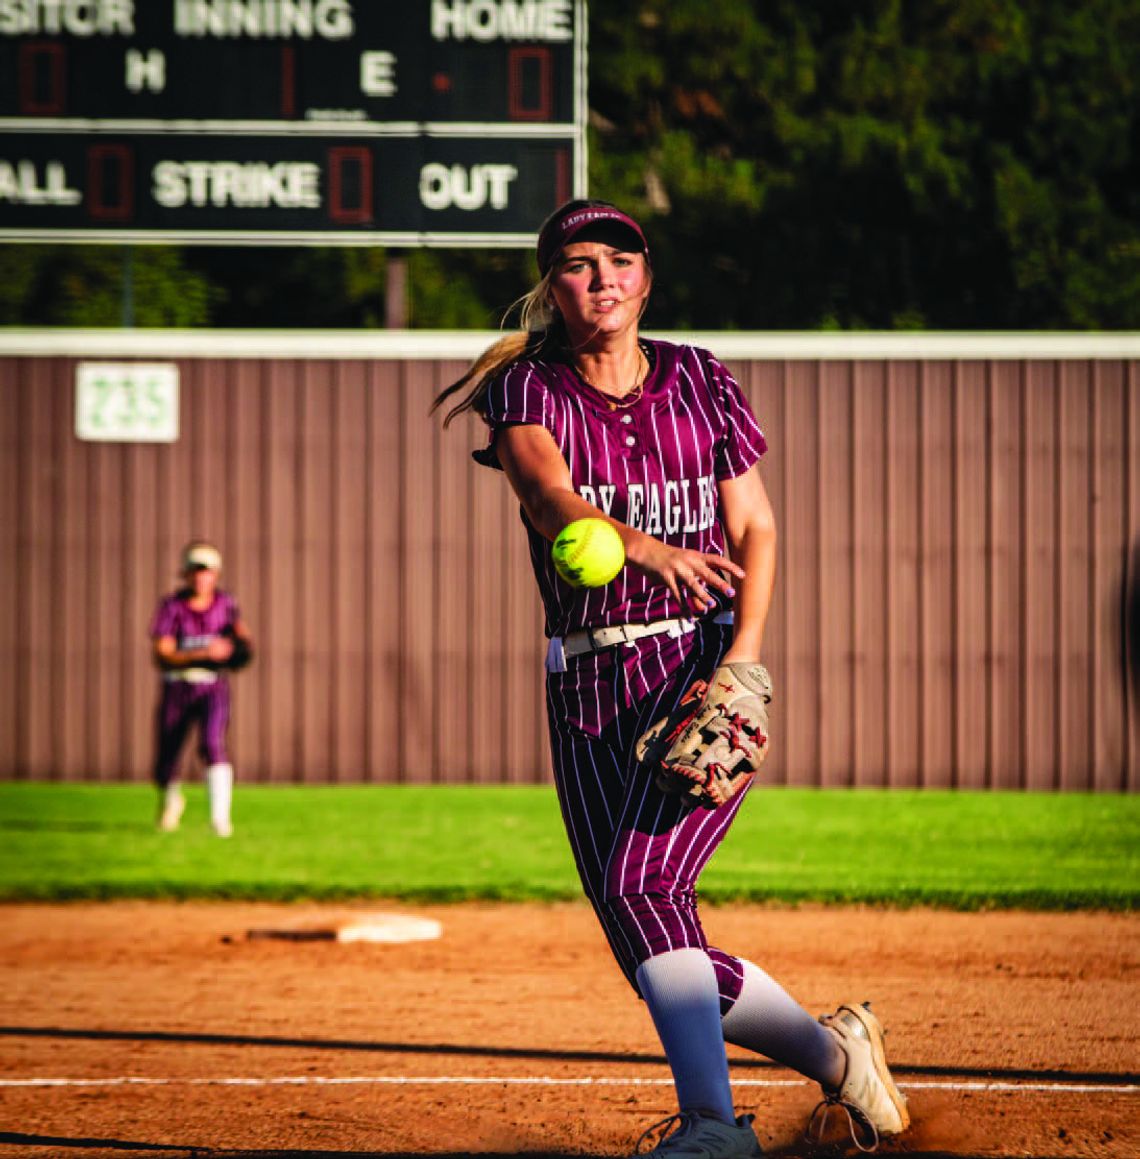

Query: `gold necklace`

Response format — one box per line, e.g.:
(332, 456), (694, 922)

(575, 347), (649, 410)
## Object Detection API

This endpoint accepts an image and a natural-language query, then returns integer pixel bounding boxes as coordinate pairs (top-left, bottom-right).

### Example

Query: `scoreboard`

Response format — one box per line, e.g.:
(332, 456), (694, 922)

(0, 0), (587, 245)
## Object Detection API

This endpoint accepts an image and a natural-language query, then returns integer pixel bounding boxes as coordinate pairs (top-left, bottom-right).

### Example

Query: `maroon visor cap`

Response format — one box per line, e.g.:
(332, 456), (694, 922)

(536, 204), (649, 276)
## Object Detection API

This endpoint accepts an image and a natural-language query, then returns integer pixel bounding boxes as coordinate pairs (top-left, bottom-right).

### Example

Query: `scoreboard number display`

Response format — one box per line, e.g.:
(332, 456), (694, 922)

(0, 0), (587, 245)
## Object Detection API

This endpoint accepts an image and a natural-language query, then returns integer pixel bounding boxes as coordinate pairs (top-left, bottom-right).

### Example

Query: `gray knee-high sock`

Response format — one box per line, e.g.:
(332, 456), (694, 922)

(721, 959), (844, 1087)
(635, 948), (736, 1124)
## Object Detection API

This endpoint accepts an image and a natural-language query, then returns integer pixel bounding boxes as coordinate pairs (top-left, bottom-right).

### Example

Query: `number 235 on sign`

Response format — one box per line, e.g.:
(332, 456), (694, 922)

(75, 363), (180, 443)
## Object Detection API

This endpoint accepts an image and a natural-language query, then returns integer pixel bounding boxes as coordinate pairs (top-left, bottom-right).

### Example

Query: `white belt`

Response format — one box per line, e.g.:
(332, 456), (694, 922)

(560, 612), (733, 660)
(164, 667), (219, 685)
(562, 617), (695, 658)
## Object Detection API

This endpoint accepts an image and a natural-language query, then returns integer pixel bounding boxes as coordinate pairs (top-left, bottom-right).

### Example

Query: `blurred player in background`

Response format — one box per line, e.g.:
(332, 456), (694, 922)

(433, 200), (909, 1156)
(149, 541), (253, 837)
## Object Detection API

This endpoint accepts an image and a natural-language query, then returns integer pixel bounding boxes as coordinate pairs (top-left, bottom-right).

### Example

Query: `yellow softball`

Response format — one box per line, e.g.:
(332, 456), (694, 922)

(552, 518), (626, 588)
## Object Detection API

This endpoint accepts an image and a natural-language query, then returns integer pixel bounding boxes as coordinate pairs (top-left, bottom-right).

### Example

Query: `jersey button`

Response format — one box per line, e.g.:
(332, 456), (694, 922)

(620, 414), (633, 424)
(624, 435), (636, 447)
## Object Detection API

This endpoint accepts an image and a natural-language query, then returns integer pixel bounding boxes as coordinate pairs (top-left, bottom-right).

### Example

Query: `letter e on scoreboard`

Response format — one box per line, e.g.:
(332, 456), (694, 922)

(327, 147), (372, 224)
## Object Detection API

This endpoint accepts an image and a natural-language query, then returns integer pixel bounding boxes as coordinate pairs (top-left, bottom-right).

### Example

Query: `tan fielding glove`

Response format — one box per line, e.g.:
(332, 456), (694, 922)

(636, 662), (772, 809)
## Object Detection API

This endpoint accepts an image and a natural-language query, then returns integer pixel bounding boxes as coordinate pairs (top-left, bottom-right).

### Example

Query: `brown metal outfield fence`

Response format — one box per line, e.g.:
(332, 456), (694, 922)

(1, 330), (1137, 791)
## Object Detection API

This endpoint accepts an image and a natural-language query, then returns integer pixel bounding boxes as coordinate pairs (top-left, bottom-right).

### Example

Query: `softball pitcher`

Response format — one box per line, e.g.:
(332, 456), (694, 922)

(149, 541), (253, 837)
(434, 201), (910, 1157)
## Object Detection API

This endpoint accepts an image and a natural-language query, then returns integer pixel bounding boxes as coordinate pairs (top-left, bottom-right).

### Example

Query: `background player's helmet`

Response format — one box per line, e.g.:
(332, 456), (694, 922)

(181, 542), (222, 574)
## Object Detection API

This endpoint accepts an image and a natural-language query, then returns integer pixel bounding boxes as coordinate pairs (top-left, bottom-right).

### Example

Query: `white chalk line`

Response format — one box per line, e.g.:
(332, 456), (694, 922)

(1, 1076), (1135, 1094)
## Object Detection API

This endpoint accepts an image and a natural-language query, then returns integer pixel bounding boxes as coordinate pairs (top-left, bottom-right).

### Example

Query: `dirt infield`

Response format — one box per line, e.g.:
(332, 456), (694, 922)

(0, 902), (1136, 1158)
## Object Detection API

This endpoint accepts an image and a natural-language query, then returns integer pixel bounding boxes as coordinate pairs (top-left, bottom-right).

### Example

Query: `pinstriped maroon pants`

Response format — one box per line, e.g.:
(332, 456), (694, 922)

(153, 679), (231, 788)
(545, 618), (750, 1013)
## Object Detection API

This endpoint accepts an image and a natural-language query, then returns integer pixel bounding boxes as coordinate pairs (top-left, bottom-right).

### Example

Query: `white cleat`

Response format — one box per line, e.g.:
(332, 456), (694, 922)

(211, 819), (233, 838)
(635, 1111), (763, 1157)
(809, 1001), (910, 1152)
(157, 789), (185, 832)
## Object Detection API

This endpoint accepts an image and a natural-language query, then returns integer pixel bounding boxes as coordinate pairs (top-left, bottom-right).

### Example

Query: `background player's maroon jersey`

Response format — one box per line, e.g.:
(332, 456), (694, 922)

(150, 590), (240, 655)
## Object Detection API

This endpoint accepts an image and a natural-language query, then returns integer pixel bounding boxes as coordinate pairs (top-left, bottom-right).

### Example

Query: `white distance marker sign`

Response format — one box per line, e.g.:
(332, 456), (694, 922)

(75, 362), (180, 442)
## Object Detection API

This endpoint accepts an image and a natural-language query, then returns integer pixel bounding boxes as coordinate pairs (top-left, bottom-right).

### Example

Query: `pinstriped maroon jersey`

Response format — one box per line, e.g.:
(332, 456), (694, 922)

(150, 590), (240, 651)
(478, 339), (767, 640)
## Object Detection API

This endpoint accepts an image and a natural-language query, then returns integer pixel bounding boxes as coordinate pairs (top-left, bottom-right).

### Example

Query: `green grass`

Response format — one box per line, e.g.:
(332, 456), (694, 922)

(0, 782), (1136, 909)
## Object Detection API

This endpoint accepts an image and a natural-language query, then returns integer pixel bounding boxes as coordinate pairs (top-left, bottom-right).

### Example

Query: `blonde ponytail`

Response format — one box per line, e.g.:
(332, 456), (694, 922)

(430, 274), (564, 427)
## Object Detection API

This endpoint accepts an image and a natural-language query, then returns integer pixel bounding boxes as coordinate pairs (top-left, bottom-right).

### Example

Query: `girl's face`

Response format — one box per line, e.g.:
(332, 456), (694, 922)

(186, 566), (218, 598)
(548, 242), (651, 345)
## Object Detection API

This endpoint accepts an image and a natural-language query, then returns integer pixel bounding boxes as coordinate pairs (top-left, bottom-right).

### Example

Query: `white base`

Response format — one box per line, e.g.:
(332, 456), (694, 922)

(246, 912), (442, 945)
(334, 914), (443, 944)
